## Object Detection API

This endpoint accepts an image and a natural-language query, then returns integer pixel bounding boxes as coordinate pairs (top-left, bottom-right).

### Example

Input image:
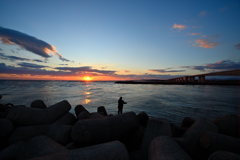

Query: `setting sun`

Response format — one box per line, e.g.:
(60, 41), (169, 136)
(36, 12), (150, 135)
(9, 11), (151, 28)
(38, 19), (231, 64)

(84, 76), (92, 81)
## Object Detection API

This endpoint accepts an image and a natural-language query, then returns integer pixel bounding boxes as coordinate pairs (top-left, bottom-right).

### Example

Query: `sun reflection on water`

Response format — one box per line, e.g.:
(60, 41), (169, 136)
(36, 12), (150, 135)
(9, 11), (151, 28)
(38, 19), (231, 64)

(82, 83), (92, 104)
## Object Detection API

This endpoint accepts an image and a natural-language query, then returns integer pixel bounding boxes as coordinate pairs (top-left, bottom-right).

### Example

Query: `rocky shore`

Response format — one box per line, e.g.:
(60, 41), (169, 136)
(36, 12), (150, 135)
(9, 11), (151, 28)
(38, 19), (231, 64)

(0, 98), (240, 160)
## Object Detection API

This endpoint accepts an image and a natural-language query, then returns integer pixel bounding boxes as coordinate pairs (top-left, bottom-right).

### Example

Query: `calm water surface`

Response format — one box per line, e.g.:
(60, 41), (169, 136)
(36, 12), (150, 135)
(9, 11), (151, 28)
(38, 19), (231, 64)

(0, 80), (239, 125)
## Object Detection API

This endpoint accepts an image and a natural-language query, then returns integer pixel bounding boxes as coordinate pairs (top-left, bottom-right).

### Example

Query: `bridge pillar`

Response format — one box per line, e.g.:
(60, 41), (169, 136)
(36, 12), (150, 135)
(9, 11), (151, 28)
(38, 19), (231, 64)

(202, 76), (205, 82)
(198, 76), (205, 82)
(180, 78), (183, 81)
(191, 76), (195, 82)
(183, 77), (187, 82)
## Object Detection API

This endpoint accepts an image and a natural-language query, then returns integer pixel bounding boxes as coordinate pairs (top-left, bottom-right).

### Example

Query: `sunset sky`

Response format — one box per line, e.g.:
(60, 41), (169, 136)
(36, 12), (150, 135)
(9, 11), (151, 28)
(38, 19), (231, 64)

(0, 0), (240, 81)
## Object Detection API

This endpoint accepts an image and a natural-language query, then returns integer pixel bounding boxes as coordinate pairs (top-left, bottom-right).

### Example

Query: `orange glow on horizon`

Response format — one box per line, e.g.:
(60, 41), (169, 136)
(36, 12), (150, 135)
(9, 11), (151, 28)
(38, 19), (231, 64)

(0, 74), (138, 81)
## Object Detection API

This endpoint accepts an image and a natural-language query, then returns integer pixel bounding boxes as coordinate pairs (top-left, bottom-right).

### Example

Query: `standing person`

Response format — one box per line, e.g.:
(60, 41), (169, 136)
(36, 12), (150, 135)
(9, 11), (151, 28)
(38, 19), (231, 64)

(118, 97), (127, 115)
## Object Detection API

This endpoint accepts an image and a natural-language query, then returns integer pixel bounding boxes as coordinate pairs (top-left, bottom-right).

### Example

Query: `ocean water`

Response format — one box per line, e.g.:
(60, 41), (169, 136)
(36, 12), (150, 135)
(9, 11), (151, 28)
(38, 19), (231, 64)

(0, 80), (239, 125)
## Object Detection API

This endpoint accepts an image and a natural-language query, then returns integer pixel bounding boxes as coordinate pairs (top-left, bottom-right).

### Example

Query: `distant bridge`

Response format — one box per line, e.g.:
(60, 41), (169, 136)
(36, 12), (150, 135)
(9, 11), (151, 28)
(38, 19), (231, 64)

(167, 69), (240, 82)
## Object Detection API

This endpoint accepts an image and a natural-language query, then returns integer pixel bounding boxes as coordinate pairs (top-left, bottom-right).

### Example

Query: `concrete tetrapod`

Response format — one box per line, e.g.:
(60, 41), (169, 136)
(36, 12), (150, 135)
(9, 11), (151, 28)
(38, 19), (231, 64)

(5, 100), (71, 126)
(53, 112), (76, 125)
(69, 141), (130, 160)
(208, 151), (240, 160)
(74, 105), (90, 116)
(212, 114), (240, 138)
(30, 100), (47, 109)
(140, 118), (172, 160)
(200, 131), (240, 155)
(71, 111), (139, 145)
(175, 118), (218, 159)
(8, 124), (72, 145)
(0, 136), (67, 160)
(97, 106), (108, 116)
(0, 119), (14, 137)
(149, 136), (192, 160)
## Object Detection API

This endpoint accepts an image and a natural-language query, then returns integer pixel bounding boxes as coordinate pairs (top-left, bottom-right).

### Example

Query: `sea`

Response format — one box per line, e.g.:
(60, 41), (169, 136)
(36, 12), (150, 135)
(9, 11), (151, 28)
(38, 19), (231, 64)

(0, 80), (239, 125)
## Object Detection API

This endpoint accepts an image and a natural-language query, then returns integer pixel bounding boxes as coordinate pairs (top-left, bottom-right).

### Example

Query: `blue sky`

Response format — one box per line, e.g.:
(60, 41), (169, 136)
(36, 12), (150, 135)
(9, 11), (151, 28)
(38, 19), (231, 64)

(0, 0), (239, 80)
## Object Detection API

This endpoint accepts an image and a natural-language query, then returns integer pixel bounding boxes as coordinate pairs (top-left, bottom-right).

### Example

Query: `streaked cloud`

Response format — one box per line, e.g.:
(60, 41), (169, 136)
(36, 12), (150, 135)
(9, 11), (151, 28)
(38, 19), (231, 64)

(171, 23), (186, 30)
(148, 69), (186, 73)
(188, 33), (202, 36)
(123, 70), (130, 73)
(0, 52), (44, 62)
(59, 64), (68, 66)
(0, 63), (117, 77)
(235, 43), (240, 50)
(198, 10), (207, 16)
(17, 62), (49, 69)
(0, 27), (72, 62)
(182, 60), (240, 71)
(55, 66), (116, 75)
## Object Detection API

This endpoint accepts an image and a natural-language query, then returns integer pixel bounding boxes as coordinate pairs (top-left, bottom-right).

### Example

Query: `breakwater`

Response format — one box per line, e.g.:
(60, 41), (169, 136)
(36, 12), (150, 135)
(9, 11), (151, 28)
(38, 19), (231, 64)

(0, 99), (240, 159)
(115, 80), (240, 85)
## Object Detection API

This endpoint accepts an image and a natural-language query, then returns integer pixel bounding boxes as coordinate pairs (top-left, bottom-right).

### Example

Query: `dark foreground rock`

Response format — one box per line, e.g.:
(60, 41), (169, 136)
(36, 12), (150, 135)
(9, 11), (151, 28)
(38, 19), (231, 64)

(0, 99), (239, 160)
(71, 111), (139, 145)
(5, 100), (71, 126)
(150, 136), (192, 160)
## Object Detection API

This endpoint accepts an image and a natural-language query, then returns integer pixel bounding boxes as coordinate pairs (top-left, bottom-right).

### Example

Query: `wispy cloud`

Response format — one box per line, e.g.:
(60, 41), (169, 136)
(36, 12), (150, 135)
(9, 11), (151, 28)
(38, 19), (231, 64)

(0, 27), (72, 62)
(0, 52), (44, 62)
(188, 33), (202, 36)
(235, 43), (240, 50)
(182, 60), (240, 71)
(148, 69), (186, 73)
(198, 10), (207, 16)
(219, 8), (227, 12)
(123, 70), (130, 73)
(59, 64), (68, 66)
(171, 23), (186, 30)
(193, 35), (220, 48)
(194, 39), (219, 48)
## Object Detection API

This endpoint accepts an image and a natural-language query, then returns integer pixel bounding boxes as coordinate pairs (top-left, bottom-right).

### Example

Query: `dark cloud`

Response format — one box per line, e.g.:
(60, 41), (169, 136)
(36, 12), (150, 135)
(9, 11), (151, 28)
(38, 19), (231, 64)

(147, 69), (186, 73)
(0, 27), (74, 62)
(55, 66), (116, 75)
(0, 48), (2, 51)
(33, 59), (44, 63)
(0, 52), (44, 62)
(182, 60), (240, 71)
(0, 63), (68, 76)
(0, 63), (116, 77)
(59, 64), (68, 66)
(0, 27), (59, 58)
(59, 57), (74, 63)
(17, 62), (49, 69)
(235, 43), (240, 50)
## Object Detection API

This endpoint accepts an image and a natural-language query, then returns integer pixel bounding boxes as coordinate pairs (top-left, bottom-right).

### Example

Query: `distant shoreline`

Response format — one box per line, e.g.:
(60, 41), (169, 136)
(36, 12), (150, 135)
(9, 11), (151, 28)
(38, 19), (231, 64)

(115, 80), (240, 85)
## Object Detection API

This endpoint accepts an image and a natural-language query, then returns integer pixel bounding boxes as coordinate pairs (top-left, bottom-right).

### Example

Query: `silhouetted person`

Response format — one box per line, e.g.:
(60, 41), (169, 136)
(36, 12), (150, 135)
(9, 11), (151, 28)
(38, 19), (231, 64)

(118, 97), (127, 115)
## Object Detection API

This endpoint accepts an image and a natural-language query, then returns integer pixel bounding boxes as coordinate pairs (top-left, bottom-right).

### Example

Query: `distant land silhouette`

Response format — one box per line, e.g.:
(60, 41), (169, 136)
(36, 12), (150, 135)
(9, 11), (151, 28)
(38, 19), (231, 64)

(116, 69), (240, 85)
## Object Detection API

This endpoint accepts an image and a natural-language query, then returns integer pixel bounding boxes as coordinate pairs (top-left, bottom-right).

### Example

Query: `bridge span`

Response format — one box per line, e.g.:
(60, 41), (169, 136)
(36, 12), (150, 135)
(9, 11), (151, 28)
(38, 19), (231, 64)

(167, 69), (240, 83)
